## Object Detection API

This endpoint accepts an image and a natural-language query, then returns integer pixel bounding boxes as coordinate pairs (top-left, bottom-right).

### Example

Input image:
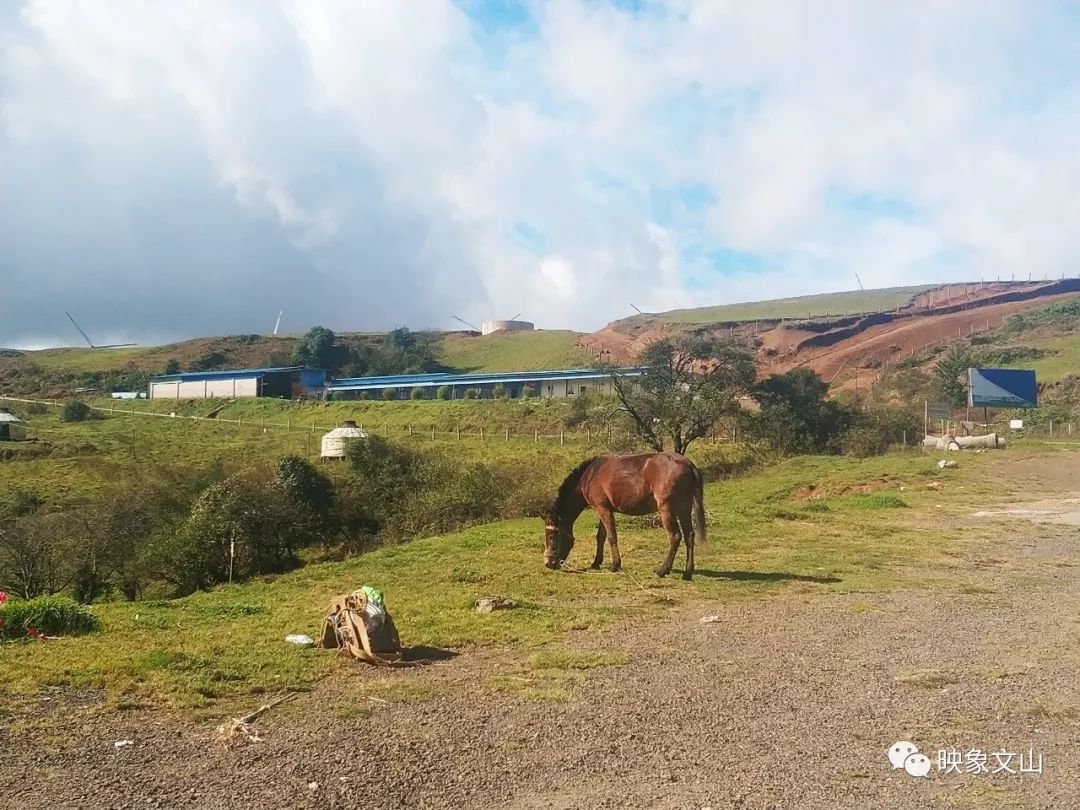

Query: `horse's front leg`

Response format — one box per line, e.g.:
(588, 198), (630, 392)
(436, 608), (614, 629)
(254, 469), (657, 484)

(591, 522), (606, 569)
(655, 504), (682, 578)
(595, 507), (621, 572)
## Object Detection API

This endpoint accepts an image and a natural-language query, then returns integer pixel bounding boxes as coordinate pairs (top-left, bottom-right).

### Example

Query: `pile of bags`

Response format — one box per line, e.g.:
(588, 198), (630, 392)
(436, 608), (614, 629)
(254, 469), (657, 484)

(318, 585), (403, 665)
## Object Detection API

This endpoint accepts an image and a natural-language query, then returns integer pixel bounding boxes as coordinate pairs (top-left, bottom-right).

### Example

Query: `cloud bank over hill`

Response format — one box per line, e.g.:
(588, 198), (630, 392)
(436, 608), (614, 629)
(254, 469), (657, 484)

(3, 1), (1079, 346)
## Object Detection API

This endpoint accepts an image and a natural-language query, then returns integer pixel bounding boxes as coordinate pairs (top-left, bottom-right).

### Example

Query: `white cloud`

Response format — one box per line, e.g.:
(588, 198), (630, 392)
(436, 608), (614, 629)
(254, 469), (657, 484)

(2, 0), (1080, 346)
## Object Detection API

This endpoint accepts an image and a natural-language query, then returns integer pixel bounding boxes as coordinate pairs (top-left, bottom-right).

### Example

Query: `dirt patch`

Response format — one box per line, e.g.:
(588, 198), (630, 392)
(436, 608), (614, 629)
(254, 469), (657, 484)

(795, 478), (894, 499)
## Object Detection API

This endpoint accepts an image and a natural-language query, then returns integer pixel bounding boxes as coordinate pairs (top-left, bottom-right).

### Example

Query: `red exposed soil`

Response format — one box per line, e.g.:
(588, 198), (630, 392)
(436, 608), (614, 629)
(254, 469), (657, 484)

(580, 280), (1080, 389)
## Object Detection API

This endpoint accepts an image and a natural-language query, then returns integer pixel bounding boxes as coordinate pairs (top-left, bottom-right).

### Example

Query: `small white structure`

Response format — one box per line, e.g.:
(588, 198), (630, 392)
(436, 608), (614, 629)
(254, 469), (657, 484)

(481, 319), (534, 336)
(321, 420), (367, 460)
(0, 408), (27, 442)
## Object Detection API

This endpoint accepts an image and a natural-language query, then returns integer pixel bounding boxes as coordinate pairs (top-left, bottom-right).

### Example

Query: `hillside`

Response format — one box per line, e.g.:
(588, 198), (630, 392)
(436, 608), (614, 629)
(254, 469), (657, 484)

(607, 284), (936, 332)
(4, 280), (1080, 401)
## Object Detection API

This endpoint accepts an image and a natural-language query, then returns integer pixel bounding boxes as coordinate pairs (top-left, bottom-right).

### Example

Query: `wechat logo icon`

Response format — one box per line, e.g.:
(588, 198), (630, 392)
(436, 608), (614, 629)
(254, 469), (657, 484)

(888, 741), (931, 778)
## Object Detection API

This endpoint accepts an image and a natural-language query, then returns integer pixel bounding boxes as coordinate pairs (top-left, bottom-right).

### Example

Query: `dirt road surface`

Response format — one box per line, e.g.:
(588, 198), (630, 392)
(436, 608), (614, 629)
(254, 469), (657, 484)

(4, 454), (1080, 810)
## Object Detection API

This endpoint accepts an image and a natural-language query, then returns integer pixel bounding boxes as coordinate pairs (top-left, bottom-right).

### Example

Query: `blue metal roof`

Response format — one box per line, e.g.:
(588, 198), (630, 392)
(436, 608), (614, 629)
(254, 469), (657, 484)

(150, 366), (311, 383)
(326, 367), (642, 392)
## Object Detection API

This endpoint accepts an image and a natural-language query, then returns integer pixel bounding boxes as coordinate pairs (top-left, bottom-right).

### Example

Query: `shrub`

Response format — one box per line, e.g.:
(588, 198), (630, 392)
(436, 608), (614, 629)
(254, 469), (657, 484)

(410, 387), (425, 400)
(23, 402), (47, 416)
(163, 358), (181, 375)
(437, 385), (452, 400)
(836, 407), (920, 457)
(464, 388), (479, 400)
(523, 385), (539, 398)
(61, 400), (91, 423)
(145, 470), (325, 595)
(564, 392), (592, 428)
(189, 351), (227, 371)
(492, 384), (507, 399)
(0, 594), (100, 639)
(382, 387), (398, 401)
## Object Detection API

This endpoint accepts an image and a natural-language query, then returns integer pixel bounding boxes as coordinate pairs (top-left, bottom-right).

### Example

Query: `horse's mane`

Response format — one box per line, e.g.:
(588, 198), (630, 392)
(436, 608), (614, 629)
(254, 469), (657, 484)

(553, 456), (598, 518)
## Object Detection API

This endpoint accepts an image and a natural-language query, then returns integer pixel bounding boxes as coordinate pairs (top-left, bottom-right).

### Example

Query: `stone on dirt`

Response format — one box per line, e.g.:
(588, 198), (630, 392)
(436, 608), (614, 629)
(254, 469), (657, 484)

(475, 597), (515, 613)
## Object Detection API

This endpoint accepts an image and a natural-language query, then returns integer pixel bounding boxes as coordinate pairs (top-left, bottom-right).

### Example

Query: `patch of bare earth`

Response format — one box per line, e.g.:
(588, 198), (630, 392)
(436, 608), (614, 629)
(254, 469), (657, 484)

(4, 456), (1080, 809)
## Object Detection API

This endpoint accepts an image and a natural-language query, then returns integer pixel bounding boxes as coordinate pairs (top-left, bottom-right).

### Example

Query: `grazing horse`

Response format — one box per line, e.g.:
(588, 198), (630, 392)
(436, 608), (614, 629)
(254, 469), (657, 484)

(541, 452), (706, 580)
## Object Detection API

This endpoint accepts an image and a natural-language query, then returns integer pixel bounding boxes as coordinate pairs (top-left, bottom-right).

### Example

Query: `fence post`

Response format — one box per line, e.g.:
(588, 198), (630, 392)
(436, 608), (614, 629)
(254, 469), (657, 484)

(480, 426), (484, 441)
(432, 425), (436, 440)
(408, 424), (413, 435)
(534, 429), (538, 443)
(505, 427), (509, 441)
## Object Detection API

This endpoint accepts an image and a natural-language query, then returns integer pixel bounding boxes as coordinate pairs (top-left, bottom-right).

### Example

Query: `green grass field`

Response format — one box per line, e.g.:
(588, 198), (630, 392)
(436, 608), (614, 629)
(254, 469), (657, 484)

(437, 330), (593, 372)
(1001, 331), (1080, 383)
(0, 451), (969, 711)
(612, 285), (935, 330)
(0, 395), (619, 502)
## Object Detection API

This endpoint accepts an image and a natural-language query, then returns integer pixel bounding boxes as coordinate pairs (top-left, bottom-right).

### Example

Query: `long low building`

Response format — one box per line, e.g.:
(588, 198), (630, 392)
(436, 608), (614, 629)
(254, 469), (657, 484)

(326, 368), (642, 400)
(149, 367), (327, 399)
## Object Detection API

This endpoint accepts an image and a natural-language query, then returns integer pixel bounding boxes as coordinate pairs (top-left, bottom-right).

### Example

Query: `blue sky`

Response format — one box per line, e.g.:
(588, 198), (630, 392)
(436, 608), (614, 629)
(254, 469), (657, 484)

(2, 0), (1079, 346)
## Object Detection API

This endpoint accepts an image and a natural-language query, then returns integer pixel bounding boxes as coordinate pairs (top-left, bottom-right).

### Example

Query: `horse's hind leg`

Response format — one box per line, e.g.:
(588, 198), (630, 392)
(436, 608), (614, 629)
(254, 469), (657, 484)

(655, 504), (682, 578)
(591, 522), (606, 569)
(678, 507), (694, 581)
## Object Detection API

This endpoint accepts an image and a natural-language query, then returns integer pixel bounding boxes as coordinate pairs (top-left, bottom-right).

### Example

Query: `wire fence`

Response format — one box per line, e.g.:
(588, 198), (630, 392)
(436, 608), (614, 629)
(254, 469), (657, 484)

(0, 394), (670, 447)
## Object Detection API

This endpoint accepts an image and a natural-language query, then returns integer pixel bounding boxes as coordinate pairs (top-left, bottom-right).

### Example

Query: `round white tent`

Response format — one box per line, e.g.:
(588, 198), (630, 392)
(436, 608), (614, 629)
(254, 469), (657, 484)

(0, 408), (26, 441)
(320, 420), (367, 460)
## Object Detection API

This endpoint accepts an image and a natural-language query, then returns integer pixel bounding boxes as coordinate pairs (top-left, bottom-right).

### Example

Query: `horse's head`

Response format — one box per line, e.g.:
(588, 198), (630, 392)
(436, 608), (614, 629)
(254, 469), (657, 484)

(540, 510), (574, 570)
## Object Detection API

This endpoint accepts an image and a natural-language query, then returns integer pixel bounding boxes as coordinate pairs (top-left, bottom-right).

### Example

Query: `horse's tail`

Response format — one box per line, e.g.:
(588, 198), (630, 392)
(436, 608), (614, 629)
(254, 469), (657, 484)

(691, 465), (707, 550)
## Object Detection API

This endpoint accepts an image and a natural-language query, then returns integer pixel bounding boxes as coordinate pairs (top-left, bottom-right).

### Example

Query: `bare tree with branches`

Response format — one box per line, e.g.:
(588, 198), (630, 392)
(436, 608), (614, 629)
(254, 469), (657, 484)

(609, 334), (756, 454)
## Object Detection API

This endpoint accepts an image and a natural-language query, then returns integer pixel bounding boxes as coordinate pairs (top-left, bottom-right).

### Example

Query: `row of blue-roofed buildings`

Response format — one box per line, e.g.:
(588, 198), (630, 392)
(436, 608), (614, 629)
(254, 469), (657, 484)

(147, 366), (641, 401)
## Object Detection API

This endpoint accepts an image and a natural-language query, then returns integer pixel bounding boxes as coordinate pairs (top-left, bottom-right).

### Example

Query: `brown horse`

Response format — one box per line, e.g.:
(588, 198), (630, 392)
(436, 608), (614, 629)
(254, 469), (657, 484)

(541, 452), (707, 580)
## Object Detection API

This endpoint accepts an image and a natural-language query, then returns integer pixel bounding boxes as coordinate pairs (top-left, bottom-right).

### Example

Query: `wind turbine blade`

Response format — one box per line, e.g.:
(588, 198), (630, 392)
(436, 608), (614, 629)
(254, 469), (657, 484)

(451, 315), (480, 331)
(65, 312), (95, 348)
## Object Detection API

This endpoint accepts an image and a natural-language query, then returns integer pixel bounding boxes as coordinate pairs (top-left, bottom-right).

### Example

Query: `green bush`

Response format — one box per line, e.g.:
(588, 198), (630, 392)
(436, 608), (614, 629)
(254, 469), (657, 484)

(492, 384), (507, 399)
(437, 386), (452, 400)
(837, 407), (920, 457)
(464, 388), (479, 400)
(381, 388), (397, 401)
(1005, 299), (1080, 333)
(410, 387), (425, 400)
(523, 385), (539, 398)
(144, 470), (326, 595)
(0, 594), (100, 639)
(61, 400), (91, 423)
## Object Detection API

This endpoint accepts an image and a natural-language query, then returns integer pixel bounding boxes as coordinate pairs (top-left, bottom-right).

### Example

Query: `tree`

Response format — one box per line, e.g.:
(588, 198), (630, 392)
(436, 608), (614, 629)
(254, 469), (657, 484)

(163, 358), (181, 375)
(292, 326), (337, 369)
(933, 345), (972, 408)
(61, 401), (91, 423)
(749, 368), (854, 455)
(610, 335), (756, 454)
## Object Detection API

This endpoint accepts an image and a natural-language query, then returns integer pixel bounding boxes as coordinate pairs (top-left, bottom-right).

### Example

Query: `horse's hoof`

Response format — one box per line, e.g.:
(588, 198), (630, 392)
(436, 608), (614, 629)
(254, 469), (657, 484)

(610, 564), (622, 573)
(590, 561), (603, 570)
(655, 568), (669, 578)
(681, 572), (693, 581)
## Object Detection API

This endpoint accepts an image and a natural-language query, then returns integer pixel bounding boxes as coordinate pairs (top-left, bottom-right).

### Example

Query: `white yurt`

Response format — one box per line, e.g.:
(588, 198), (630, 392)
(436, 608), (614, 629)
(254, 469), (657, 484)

(0, 408), (26, 442)
(320, 420), (367, 460)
